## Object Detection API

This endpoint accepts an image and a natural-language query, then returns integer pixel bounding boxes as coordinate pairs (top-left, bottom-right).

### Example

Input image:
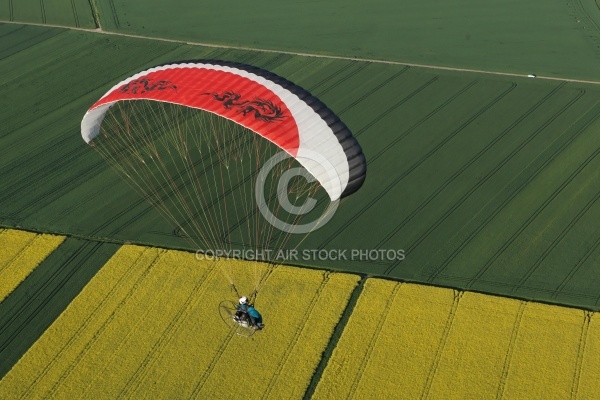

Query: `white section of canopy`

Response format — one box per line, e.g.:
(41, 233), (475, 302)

(81, 62), (349, 200)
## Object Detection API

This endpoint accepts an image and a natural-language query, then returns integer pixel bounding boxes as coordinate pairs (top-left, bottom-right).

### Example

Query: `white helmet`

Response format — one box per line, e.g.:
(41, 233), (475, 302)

(239, 296), (248, 305)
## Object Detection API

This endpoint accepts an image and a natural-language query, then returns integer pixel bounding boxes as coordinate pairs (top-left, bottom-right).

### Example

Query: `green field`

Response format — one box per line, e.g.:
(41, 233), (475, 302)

(92, 0), (600, 81)
(2, 24), (600, 310)
(3, 1), (600, 397)
(0, 0), (96, 28)
(5, 1), (600, 80)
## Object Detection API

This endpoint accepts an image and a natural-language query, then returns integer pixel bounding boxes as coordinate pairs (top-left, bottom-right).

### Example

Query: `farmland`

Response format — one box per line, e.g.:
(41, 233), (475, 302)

(0, 231), (118, 378)
(0, 244), (359, 399)
(93, 0), (600, 81)
(0, 0), (95, 28)
(2, 24), (600, 309)
(2, 0), (600, 397)
(314, 279), (600, 399)
(0, 229), (64, 301)
(1, 235), (599, 398)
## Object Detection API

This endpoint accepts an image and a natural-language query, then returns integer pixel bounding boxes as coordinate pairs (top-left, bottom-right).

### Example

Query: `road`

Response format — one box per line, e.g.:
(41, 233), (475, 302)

(2, 19), (600, 86)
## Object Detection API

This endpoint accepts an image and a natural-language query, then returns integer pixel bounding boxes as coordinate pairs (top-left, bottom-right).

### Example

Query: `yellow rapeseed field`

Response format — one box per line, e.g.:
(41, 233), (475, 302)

(314, 278), (600, 399)
(0, 244), (359, 399)
(501, 302), (584, 399)
(0, 228), (65, 302)
(2, 238), (599, 399)
(426, 291), (521, 399)
(313, 280), (458, 399)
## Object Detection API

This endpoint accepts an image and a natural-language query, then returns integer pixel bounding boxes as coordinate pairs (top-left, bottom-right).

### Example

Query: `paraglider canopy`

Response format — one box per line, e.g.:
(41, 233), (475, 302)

(81, 60), (366, 310)
(81, 60), (366, 200)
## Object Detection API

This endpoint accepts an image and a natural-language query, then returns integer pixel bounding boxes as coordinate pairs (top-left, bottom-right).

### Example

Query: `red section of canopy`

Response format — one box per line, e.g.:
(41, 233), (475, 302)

(90, 67), (299, 155)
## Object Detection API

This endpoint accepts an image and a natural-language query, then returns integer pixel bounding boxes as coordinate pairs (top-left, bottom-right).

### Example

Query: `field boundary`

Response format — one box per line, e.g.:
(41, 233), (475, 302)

(2, 20), (600, 86)
(2, 227), (599, 396)
(30, 249), (162, 399)
(4, 224), (600, 315)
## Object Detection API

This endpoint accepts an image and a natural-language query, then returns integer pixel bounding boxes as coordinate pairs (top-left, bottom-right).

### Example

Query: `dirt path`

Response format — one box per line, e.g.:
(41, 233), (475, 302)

(2, 19), (600, 86)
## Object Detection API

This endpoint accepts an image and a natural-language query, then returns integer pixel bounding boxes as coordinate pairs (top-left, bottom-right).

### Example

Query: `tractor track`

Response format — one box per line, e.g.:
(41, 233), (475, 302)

(377, 82), (571, 260)
(38, 249), (164, 399)
(15, 244), (147, 396)
(0, 238), (118, 380)
(319, 81), (516, 250)
(425, 94), (597, 284)
(420, 290), (462, 400)
(117, 267), (219, 398)
(495, 301), (526, 400)
(347, 283), (401, 399)
(570, 311), (592, 399)
(262, 273), (331, 399)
